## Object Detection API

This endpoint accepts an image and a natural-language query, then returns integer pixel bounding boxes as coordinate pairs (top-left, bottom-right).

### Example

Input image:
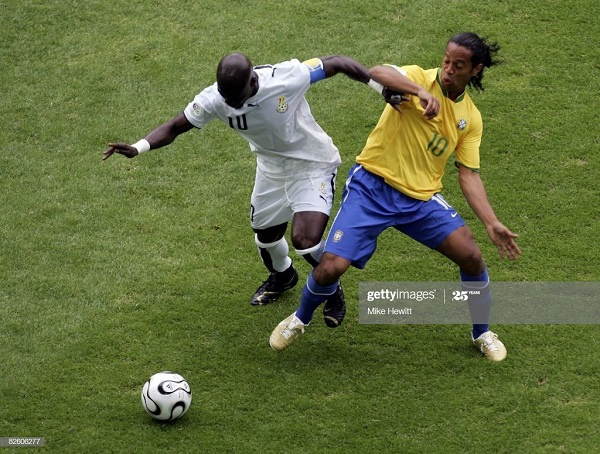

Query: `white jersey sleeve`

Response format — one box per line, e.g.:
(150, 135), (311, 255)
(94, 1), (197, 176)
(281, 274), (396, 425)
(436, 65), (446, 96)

(183, 85), (221, 129)
(183, 59), (341, 179)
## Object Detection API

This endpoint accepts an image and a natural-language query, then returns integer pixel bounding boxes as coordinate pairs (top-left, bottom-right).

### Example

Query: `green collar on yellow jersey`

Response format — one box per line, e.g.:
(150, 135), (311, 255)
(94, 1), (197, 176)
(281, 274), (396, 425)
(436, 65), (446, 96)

(436, 68), (466, 103)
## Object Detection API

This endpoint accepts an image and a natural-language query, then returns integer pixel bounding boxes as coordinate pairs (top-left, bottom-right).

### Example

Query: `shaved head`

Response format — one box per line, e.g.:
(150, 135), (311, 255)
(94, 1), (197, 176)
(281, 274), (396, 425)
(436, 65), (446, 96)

(216, 53), (256, 108)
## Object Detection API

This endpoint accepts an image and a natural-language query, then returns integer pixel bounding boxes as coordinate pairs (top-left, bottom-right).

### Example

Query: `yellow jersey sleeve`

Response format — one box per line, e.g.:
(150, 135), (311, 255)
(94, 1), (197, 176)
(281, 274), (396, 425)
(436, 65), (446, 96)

(356, 65), (483, 200)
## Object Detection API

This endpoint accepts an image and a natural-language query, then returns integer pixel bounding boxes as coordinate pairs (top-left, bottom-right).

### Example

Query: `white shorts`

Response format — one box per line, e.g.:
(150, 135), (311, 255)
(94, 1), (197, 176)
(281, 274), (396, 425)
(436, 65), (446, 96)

(250, 167), (337, 230)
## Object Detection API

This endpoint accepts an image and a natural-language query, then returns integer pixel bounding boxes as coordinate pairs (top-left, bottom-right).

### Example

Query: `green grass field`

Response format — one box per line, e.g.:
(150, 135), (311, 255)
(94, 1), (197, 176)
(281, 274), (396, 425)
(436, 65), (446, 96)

(1, 0), (599, 452)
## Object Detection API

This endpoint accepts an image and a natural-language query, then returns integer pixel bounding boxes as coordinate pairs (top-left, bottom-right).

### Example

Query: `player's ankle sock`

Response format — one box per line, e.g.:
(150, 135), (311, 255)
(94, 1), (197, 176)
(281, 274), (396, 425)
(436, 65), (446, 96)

(461, 268), (491, 339)
(296, 272), (338, 324)
(471, 324), (489, 340)
(277, 262), (296, 282)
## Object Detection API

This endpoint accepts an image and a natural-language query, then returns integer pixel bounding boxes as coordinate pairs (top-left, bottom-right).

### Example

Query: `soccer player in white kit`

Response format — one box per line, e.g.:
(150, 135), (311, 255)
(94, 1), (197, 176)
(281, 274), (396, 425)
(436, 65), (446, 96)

(103, 53), (396, 327)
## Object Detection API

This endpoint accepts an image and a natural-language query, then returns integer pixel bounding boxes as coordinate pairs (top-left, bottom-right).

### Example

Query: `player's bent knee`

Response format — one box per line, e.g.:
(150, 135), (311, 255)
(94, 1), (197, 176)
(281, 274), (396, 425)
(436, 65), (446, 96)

(458, 247), (485, 275)
(290, 232), (321, 251)
(314, 254), (350, 285)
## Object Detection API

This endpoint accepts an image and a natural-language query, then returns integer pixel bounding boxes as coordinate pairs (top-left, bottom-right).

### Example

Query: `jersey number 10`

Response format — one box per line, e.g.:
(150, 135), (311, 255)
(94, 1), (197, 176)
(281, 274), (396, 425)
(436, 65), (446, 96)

(427, 132), (449, 157)
(228, 115), (248, 131)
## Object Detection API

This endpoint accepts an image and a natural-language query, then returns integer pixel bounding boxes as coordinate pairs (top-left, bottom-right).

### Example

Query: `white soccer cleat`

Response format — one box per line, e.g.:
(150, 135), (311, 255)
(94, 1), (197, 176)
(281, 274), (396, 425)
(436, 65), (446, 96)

(473, 331), (507, 362)
(269, 312), (306, 351)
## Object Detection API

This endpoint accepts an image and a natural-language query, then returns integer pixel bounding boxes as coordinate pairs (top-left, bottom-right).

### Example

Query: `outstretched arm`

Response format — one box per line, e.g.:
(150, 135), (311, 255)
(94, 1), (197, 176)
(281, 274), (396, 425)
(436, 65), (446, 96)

(369, 65), (439, 119)
(315, 55), (410, 108)
(102, 112), (194, 161)
(458, 165), (522, 260)
(319, 55), (371, 83)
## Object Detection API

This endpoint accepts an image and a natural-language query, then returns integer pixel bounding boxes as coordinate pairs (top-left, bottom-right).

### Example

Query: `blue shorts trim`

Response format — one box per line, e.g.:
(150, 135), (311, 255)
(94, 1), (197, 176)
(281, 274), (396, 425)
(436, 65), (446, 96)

(324, 165), (465, 268)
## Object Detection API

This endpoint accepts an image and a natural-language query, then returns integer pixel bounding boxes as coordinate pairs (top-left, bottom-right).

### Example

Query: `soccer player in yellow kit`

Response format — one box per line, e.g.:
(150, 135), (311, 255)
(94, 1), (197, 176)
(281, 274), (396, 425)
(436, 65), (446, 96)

(271, 32), (522, 361)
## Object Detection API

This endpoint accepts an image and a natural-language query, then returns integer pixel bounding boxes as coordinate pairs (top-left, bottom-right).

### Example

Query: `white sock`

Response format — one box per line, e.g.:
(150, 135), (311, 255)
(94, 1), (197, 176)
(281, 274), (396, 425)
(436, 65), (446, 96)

(295, 241), (324, 268)
(255, 235), (292, 273)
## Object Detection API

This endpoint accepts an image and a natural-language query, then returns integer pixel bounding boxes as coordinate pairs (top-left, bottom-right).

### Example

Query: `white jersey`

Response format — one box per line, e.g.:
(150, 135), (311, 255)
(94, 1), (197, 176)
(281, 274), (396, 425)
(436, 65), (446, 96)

(183, 59), (341, 179)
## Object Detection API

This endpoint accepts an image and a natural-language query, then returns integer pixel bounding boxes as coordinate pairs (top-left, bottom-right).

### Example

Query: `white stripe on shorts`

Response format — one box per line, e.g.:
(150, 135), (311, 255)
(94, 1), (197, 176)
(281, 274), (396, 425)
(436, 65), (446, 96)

(341, 164), (363, 204)
(431, 193), (452, 210)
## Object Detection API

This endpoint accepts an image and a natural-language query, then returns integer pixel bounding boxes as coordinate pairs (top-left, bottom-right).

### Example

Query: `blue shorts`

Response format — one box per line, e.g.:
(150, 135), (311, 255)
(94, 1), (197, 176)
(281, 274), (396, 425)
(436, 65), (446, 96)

(324, 165), (465, 269)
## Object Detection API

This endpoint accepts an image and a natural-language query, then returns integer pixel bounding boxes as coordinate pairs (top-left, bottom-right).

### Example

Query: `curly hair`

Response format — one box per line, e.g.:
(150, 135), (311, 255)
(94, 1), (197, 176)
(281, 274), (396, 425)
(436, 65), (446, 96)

(449, 32), (501, 91)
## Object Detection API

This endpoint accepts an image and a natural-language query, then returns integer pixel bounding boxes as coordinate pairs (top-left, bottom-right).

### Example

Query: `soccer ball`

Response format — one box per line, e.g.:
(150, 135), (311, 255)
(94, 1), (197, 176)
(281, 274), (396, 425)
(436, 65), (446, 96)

(141, 371), (192, 421)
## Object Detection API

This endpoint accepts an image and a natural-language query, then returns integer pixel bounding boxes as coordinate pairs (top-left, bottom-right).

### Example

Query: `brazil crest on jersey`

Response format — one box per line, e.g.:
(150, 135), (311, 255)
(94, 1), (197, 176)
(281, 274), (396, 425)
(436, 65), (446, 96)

(356, 65), (483, 201)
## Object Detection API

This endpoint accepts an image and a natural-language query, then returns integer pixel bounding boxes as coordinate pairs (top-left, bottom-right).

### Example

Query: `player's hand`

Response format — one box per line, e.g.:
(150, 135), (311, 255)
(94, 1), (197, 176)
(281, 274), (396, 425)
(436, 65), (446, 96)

(417, 88), (439, 120)
(102, 143), (139, 161)
(486, 221), (522, 260)
(382, 88), (409, 112)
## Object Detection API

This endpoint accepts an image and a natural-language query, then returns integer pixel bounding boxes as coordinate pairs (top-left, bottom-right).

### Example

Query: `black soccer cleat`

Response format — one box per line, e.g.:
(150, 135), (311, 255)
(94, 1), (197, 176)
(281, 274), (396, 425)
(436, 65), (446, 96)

(250, 266), (299, 306)
(322, 284), (346, 328)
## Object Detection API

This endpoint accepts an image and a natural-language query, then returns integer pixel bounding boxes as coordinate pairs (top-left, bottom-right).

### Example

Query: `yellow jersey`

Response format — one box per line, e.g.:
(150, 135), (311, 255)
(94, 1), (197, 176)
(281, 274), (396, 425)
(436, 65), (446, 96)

(356, 65), (482, 201)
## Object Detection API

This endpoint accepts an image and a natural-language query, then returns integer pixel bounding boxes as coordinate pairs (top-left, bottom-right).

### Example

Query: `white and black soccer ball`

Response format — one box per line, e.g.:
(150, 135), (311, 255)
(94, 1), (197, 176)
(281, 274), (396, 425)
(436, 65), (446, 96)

(141, 371), (192, 421)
